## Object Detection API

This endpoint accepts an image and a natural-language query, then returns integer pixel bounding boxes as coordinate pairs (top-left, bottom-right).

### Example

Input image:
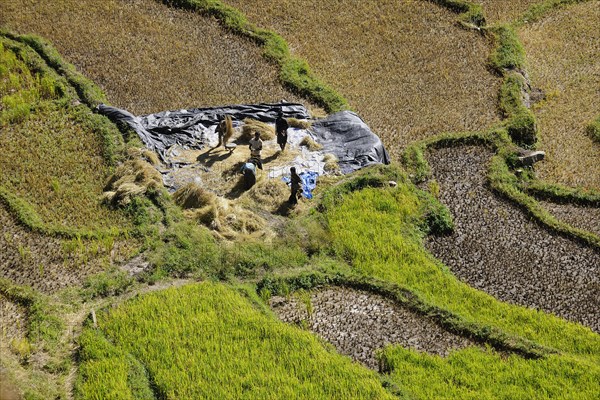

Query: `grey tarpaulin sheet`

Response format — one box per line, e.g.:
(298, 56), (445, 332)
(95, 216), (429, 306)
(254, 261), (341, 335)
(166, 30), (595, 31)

(309, 111), (390, 173)
(97, 103), (389, 173)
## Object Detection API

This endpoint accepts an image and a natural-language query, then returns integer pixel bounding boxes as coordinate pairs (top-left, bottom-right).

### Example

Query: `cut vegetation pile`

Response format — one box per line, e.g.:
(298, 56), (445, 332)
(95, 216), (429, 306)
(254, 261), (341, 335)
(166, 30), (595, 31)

(0, 0), (306, 114)
(223, 0), (501, 158)
(518, 1), (600, 189)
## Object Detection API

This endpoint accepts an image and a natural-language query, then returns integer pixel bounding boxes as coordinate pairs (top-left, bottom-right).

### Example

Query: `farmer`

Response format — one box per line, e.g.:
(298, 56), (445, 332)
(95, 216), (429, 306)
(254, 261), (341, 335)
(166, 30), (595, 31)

(240, 159), (257, 190)
(288, 167), (302, 205)
(275, 109), (289, 152)
(216, 114), (226, 147)
(248, 131), (263, 169)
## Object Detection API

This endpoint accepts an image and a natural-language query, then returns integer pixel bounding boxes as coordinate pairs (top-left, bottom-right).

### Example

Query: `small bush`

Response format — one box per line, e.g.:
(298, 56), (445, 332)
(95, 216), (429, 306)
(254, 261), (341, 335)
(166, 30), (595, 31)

(586, 117), (600, 143)
(82, 269), (134, 300)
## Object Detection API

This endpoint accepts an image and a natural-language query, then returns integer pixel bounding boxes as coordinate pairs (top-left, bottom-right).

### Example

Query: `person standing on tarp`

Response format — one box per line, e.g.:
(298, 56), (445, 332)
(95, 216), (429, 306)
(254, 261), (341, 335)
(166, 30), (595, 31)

(288, 167), (302, 205)
(216, 114), (227, 147)
(249, 131), (263, 169)
(276, 109), (289, 152)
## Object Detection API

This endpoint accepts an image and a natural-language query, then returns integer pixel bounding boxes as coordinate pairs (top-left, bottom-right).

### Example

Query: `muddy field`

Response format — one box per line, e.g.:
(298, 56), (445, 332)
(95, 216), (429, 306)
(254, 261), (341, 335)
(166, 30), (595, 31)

(424, 145), (600, 332)
(270, 286), (477, 369)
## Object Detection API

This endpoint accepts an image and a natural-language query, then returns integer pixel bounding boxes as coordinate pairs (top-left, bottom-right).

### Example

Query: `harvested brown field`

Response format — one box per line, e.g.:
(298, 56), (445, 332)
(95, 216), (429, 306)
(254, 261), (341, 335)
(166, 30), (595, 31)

(0, 105), (132, 231)
(472, 0), (542, 23)
(0, 207), (136, 293)
(424, 145), (600, 332)
(0, 0), (305, 115)
(223, 0), (501, 159)
(519, 1), (600, 189)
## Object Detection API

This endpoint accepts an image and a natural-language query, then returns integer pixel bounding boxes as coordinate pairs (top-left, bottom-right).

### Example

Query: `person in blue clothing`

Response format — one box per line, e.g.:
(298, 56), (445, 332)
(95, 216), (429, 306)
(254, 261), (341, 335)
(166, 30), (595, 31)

(240, 160), (257, 190)
(288, 167), (302, 204)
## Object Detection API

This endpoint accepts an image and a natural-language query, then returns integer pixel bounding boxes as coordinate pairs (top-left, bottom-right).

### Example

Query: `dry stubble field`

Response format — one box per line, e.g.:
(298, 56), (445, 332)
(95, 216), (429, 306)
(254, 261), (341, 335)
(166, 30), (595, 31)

(472, 0), (543, 23)
(0, 0), (305, 115)
(223, 0), (501, 159)
(519, 1), (600, 189)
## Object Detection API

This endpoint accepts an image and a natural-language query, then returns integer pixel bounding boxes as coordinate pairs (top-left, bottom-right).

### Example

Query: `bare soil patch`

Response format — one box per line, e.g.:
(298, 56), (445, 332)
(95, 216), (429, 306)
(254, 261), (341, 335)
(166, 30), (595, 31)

(223, 0), (501, 159)
(0, 0), (305, 115)
(538, 201), (600, 237)
(519, 1), (600, 189)
(424, 145), (600, 332)
(270, 286), (477, 369)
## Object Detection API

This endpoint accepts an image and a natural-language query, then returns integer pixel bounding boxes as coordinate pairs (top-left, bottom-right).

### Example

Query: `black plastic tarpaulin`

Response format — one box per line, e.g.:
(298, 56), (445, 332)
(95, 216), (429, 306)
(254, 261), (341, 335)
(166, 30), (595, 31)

(97, 102), (309, 161)
(97, 103), (389, 173)
(310, 111), (390, 173)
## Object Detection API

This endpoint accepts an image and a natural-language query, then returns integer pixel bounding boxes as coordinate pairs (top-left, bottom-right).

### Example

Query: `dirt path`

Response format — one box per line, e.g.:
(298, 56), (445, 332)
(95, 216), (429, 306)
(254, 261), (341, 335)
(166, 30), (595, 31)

(424, 145), (600, 332)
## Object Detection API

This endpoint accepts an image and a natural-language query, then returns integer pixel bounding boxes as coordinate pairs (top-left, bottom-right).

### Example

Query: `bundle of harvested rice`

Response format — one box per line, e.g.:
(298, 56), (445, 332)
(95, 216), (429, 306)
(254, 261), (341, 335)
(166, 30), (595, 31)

(240, 118), (275, 141)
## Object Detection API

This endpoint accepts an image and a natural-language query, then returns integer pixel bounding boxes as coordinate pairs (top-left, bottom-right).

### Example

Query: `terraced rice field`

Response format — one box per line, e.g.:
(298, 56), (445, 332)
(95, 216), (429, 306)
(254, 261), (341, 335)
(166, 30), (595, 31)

(0, 207), (135, 293)
(519, 1), (600, 189)
(223, 0), (501, 158)
(270, 286), (477, 369)
(424, 145), (600, 331)
(77, 282), (393, 399)
(0, 0), (304, 115)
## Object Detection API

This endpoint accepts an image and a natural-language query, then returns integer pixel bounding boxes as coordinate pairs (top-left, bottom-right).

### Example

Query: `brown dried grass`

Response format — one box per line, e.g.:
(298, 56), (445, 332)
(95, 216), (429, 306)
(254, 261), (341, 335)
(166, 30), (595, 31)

(173, 183), (216, 209)
(519, 2), (600, 189)
(223, 0), (501, 160)
(288, 117), (312, 129)
(240, 118), (276, 141)
(191, 197), (269, 240)
(299, 135), (323, 151)
(0, 0), (306, 115)
(472, 0), (542, 23)
(103, 158), (163, 206)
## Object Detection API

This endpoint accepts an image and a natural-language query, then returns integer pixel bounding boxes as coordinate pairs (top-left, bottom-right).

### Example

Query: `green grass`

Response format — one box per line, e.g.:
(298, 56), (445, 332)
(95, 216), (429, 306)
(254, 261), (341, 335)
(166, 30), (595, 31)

(76, 282), (394, 399)
(381, 347), (600, 400)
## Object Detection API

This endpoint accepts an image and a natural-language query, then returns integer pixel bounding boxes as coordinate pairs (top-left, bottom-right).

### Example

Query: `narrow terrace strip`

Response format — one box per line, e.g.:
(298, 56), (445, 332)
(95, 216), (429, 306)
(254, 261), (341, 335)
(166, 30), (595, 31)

(424, 145), (600, 332)
(0, 207), (130, 293)
(538, 201), (600, 237)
